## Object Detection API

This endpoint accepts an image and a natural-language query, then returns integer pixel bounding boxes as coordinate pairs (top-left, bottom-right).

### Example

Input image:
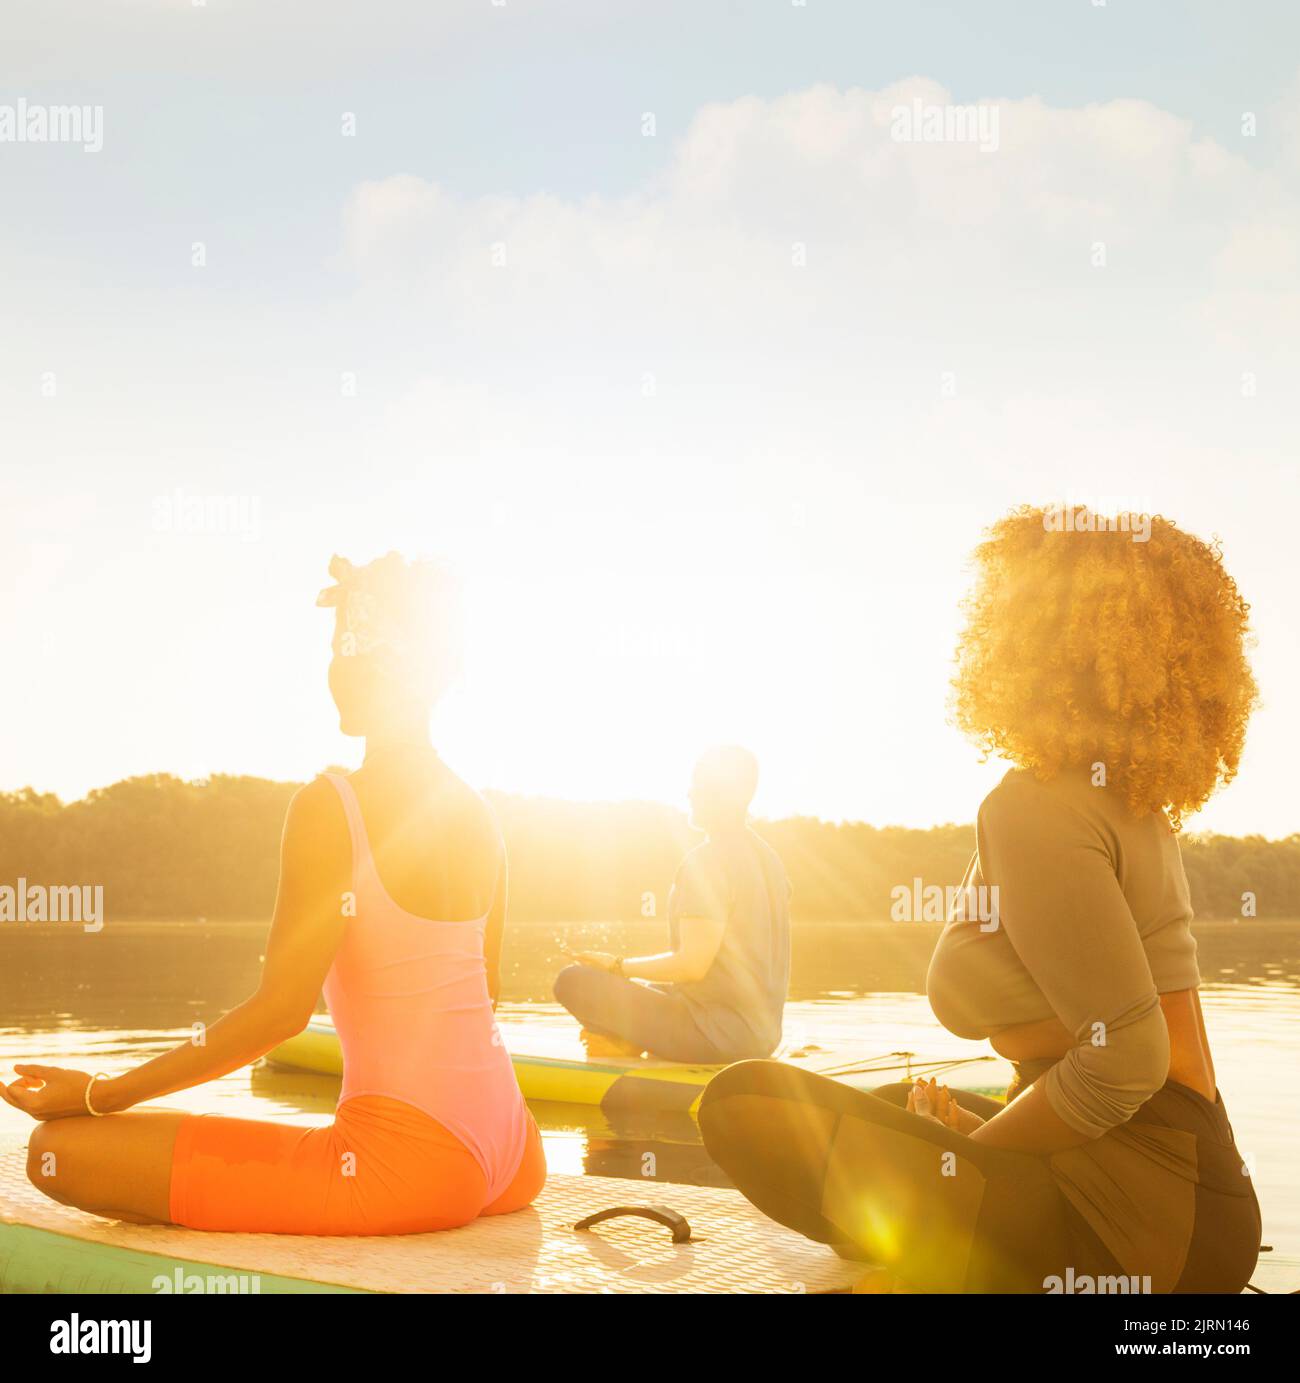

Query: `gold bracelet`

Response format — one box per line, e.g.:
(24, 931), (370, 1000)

(84, 1073), (111, 1118)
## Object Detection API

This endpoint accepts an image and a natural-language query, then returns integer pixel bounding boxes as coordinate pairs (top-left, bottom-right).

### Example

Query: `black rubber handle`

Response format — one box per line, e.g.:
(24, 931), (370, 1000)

(574, 1204), (693, 1243)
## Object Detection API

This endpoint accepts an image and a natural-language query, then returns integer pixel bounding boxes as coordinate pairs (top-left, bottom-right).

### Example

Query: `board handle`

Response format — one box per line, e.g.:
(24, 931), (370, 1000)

(574, 1204), (693, 1244)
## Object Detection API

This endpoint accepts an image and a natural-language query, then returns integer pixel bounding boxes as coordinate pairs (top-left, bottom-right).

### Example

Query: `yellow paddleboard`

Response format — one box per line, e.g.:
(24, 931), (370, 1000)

(266, 1016), (1003, 1115)
(267, 1017), (725, 1114)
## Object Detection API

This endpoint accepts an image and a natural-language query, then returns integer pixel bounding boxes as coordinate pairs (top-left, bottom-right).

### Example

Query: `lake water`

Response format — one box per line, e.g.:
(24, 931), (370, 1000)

(2, 919), (1296, 1251)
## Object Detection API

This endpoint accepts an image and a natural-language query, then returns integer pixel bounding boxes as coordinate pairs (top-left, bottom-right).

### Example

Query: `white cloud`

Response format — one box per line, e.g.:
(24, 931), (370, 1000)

(340, 78), (1297, 394)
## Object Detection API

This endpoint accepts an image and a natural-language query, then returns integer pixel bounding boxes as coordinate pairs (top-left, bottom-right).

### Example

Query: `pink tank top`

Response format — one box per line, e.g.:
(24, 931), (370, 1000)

(320, 774), (530, 1201)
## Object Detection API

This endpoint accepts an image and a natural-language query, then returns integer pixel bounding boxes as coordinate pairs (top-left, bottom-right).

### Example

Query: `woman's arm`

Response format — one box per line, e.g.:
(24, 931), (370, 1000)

(967, 1079), (1093, 1152)
(12, 779), (351, 1119)
(484, 839), (507, 1009)
(960, 779), (1171, 1154)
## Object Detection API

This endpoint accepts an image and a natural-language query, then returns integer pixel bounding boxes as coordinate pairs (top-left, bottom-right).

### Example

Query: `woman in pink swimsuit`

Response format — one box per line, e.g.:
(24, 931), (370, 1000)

(5, 553), (546, 1233)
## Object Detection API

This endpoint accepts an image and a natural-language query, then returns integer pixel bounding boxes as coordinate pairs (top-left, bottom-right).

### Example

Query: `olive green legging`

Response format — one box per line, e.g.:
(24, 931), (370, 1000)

(698, 1060), (1261, 1294)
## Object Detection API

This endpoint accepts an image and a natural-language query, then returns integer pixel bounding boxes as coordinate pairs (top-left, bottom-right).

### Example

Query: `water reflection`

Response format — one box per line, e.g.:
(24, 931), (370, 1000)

(2, 920), (1298, 1246)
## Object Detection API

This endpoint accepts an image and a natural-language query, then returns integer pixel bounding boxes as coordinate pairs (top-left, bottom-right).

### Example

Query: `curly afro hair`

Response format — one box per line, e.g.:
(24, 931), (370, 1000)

(950, 505), (1258, 830)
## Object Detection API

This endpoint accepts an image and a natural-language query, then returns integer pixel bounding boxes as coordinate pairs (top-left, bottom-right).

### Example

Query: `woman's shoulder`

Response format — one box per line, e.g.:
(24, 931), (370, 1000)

(292, 773), (350, 817)
(978, 765), (1168, 860)
(979, 766), (1055, 815)
(277, 775), (352, 874)
(977, 766), (1108, 840)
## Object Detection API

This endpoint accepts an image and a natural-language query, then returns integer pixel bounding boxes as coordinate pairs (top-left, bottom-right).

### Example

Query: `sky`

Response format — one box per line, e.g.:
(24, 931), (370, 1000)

(2, 1), (1298, 835)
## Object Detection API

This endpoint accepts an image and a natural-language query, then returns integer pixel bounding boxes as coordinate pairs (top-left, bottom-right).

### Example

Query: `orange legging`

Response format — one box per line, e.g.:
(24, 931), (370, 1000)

(169, 1095), (547, 1235)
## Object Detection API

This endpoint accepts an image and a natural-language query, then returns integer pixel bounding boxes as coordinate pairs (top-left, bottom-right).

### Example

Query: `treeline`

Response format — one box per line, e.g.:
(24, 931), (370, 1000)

(0, 774), (1295, 923)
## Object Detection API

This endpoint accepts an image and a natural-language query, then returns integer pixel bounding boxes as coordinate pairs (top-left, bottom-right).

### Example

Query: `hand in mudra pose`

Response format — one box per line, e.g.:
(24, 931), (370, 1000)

(2, 1066), (97, 1121)
(905, 1076), (986, 1135)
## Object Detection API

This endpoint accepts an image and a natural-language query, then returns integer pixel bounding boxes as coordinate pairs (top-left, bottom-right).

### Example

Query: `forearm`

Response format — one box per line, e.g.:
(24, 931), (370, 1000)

(967, 1080), (1094, 1154)
(622, 952), (697, 983)
(97, 993), (305, 1114)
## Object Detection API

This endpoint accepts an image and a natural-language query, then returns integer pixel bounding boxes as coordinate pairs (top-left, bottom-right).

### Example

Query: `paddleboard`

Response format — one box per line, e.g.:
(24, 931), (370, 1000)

(266, 1015), (1006, 1115)
(0, 1134), (859, 1294)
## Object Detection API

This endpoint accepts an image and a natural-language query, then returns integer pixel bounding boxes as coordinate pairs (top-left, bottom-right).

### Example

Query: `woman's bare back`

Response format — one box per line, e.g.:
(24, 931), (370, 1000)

(347, 751), (501, 923)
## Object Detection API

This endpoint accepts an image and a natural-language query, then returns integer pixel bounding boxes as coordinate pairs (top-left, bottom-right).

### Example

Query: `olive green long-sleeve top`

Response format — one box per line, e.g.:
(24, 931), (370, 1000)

(927, 767), (1201, 1139)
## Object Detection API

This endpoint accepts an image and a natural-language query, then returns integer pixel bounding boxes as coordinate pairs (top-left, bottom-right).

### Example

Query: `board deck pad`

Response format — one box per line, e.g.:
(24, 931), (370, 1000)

(0, 1136), (858, 1295)
(2, 1133), (1291, 1295)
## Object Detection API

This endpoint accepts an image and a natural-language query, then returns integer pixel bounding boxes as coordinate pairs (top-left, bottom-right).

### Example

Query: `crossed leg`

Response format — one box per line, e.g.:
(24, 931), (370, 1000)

(552, 964), (729, 1063)
(698, 1060), (1078, 1292)
(25, 1111), (187, 1225)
